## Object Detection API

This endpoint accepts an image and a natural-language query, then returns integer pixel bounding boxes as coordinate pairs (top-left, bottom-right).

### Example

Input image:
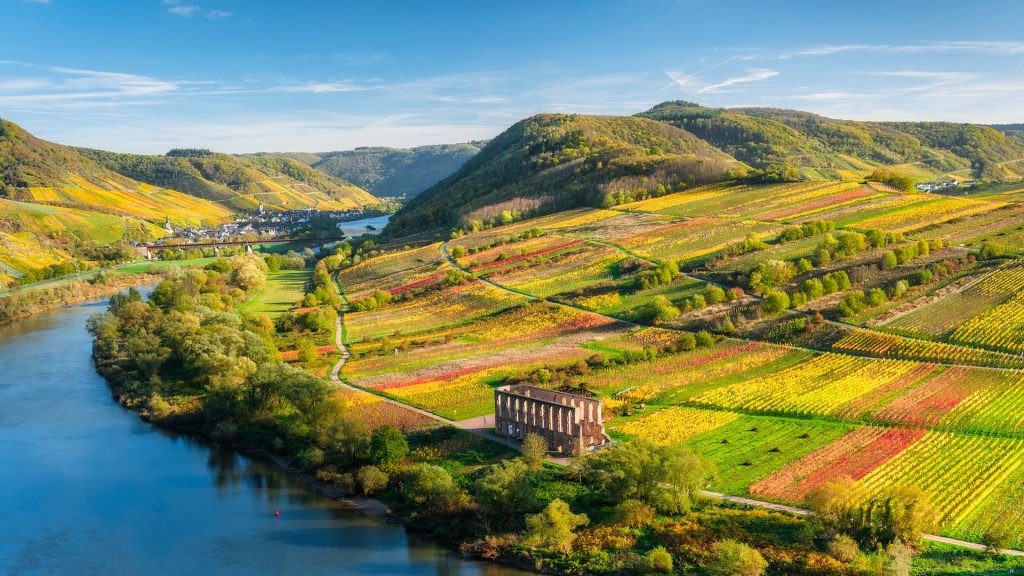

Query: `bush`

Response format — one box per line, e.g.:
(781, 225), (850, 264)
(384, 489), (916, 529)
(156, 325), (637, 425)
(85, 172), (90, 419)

(706, 540), (767, 576)
(524, 499), (589, 555)
(369, 425), (409, 465)
(636, 295), (680, 324)
(356, 465), (389, 495)
(828, 534), (860, 563)
(762, 290), (790, 314)
(695, 331), (716, 347)
(615, 499), (656, 529)
(881, 251), (898, 270)
(646, 546), (674, 573)
(705, 286), (726, 305)
(677, 332), (697, 351)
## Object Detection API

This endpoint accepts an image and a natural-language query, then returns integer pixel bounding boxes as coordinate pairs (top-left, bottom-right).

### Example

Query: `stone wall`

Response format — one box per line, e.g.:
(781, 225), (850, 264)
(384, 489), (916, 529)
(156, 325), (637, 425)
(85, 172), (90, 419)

(493, 384), (609, 453)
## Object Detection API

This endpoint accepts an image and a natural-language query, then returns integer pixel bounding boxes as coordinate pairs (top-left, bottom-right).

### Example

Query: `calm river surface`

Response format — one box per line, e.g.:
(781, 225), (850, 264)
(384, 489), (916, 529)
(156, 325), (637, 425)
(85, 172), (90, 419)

(0, 298), (526, 576)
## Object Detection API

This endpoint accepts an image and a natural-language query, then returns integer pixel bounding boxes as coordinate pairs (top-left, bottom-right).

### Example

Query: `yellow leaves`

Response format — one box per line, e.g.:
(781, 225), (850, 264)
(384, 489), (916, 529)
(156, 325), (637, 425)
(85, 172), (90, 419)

(614, 406), (740, 445)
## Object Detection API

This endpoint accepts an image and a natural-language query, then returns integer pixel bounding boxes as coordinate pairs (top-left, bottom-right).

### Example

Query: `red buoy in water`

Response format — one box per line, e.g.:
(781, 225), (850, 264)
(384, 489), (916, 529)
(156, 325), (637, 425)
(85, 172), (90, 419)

(274, 508), (280, 519)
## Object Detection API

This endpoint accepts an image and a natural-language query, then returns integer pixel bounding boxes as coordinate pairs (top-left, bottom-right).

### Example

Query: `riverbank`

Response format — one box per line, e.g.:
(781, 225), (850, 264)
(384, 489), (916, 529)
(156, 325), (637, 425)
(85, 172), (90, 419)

(0, 273), (161, 325)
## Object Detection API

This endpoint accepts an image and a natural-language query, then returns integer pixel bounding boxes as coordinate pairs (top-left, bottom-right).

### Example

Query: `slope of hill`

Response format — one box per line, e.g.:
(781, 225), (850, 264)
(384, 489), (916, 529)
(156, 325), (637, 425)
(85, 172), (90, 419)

(310, 143), (482, 199)
(640, 102), (1024, 182)
(385, 113), (736, 239)
(81, 148), (380, 211)
(0, 119), (234, 226)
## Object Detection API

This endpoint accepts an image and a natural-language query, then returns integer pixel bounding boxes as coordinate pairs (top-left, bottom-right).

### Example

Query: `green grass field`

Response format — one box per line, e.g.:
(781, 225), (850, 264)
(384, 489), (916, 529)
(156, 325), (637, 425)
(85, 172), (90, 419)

(238, 268), (310, 318)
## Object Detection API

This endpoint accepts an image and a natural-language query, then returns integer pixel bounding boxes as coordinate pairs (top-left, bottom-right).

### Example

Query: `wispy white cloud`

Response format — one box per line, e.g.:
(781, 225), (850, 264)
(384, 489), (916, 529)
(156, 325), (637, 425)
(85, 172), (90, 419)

(697, 68), (778, 93)
(780, 41), (1024, 59)
(276, 81), (365, 94)
(166, 4), (198, 17)
(205, 9), (231, 19)
(21, 0), (52, 4)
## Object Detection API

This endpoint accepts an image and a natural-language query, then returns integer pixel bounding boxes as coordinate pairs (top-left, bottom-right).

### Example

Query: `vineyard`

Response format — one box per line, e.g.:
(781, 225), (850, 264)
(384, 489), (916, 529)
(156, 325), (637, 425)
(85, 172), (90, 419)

(336, 176), (1024, 549)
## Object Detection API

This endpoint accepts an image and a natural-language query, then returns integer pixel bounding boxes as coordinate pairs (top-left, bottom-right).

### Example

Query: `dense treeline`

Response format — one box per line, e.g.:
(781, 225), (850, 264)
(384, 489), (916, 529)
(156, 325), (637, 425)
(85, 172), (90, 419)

(641, 102), (1024, 182)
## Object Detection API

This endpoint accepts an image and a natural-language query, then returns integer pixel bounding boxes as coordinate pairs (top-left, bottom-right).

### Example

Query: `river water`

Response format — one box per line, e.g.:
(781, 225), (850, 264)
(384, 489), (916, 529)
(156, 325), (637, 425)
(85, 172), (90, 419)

(337, 214), (392, 237)
(0, 298), (526, 576)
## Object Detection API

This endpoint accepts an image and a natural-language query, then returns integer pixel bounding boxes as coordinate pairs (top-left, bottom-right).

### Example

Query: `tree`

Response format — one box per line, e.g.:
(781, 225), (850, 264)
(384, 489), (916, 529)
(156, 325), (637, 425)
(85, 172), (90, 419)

(369, 425), (409, 466)
(402, 463), (458, 513)
(828, 534), (860, 563)
(886, 541), (914, 576)
(636, 295), (680, 324)
(584, 440), (711, 514)
(615, 499), (656, 529)
(705, 286), (726, 305)
(762, 290), (791, 314)
(356, 465), (389, 495)
(807, 479), (937, 550)
(881, 251), (898, 270)
(451, 245), (466, 259)
(521, 432), (548, 471)
(524, 499), (589, 555)
(474, 459), (537, 526)
(646, 546), (674, 573)
(706, 540), (767, 576)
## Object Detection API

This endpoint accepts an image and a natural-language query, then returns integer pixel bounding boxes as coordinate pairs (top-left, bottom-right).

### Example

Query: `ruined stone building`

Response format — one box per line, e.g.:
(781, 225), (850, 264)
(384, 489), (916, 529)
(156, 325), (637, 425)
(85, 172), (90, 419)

(493, 384), (610, 454)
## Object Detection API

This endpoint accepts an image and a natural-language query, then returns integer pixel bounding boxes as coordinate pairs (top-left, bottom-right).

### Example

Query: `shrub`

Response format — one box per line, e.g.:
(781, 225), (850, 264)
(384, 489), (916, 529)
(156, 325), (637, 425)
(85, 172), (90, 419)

(695, 331), (715, 347)
(524, 499), (589, 555)
(646, 546), (674, 573)
(828, 534), (860, 563)
(356, 465), (389, 495)
(881, 251), (898, 270)
(615, 499), (656, 529)
(762, 290), (790, 314)
(706, 540), (767, 576)
(677, 333), (697, 351)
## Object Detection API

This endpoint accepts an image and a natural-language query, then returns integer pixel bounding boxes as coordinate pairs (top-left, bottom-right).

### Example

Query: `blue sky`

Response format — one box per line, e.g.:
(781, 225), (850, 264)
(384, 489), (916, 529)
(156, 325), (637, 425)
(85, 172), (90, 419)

(2, 0), (1023, 153)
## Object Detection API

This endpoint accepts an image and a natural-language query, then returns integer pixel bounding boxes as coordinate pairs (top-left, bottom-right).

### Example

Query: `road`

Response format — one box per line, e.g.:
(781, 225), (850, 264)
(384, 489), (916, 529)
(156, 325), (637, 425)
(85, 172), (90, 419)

(332, 260), (1024, 557)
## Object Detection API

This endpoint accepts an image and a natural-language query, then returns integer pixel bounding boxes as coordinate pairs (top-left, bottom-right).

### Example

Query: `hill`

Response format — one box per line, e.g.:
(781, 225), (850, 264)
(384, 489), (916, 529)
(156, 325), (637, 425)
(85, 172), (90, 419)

(0, 119), (233, 226)
(81, 148), (380, 211)
(385, 113), (736, 239)
(309, 143), (482, 199)
(640, 102), (1024, 182)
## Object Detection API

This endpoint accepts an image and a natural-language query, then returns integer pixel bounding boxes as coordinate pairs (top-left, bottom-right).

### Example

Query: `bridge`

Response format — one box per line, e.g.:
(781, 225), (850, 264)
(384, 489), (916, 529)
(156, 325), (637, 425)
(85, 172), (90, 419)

(141, 237), (347, 251)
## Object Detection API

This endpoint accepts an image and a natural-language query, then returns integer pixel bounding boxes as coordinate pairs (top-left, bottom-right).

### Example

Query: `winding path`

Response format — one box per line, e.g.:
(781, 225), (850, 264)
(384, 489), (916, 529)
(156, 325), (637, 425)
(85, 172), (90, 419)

(333, 255), (1024, 557)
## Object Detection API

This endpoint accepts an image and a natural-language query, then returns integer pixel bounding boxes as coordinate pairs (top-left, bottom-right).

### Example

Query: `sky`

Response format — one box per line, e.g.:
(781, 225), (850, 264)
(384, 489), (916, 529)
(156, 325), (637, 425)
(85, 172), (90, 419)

(2, 0), (1023, 153)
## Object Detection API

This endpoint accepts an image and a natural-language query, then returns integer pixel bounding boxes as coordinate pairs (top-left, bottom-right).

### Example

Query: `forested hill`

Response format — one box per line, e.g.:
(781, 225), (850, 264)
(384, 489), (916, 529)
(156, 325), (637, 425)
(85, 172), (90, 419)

(384, 113), (736, 239)
(992, 124), (1024, 138)
(309, 143), (483, 199)
(0, 119), (233, 223)
(81, 148), (380, 211)
(640, 101), (1024, 182)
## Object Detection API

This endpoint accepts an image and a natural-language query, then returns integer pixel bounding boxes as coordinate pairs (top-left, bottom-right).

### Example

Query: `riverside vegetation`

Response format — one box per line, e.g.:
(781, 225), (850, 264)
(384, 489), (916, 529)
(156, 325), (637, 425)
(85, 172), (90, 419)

(24, 97), (1017, 574)
(91, 234), (1024, 575)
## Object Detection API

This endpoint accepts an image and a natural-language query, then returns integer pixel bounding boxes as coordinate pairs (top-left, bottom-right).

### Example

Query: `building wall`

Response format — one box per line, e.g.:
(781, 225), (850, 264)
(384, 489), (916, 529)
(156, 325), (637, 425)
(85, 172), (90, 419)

(494, 384), (609, 453)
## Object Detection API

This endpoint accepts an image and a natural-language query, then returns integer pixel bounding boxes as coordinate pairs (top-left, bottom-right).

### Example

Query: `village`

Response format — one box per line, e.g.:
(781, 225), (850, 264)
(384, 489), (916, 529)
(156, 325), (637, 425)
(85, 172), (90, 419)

(148, 204), (380, 245)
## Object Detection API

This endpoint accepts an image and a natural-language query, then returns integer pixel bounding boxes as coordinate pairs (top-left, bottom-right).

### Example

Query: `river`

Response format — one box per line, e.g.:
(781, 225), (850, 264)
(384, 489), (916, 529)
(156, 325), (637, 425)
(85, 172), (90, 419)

(337, 214), (392, 237)
(0, 297), (527, 576)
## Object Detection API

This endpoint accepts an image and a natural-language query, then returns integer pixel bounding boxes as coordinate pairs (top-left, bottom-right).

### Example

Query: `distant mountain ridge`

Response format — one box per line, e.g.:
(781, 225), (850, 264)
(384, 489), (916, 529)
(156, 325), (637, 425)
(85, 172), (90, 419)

(640, 102), (1024, 182)
(309, 143), (484, 199)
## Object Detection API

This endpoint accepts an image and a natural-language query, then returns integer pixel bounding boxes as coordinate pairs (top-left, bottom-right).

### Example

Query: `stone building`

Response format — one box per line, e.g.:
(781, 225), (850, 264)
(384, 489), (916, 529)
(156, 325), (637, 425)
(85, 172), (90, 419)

(493, 384), (610, 454)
